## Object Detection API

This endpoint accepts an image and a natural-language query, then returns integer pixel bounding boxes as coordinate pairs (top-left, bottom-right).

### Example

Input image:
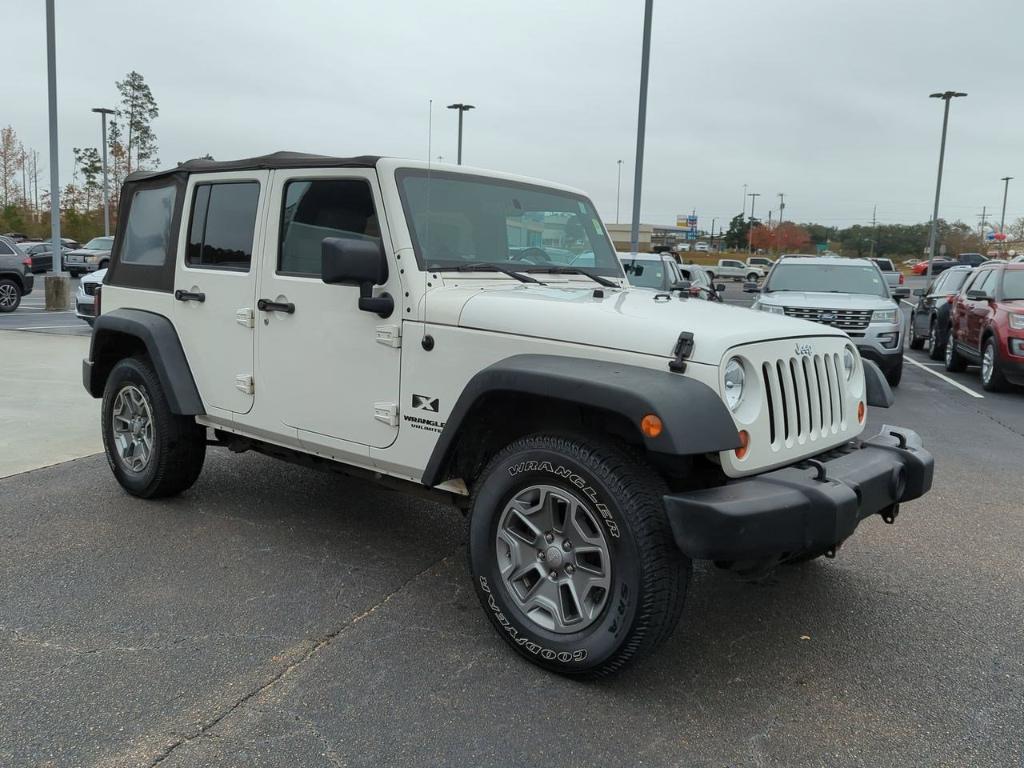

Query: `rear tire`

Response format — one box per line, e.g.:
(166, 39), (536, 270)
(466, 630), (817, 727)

(926, 317), (945, 361)
(468, 433), (689, 678)
(944, 329), (967, 372)
(101, 356), (206, 498)
(0, 278), (21, 312)
(746, 272), (759, 282)
(908, 314), (925, 350)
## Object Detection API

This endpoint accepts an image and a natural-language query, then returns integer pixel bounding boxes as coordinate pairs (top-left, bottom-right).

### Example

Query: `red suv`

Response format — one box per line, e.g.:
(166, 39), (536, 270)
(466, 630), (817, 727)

(946, 262), (1024, 390)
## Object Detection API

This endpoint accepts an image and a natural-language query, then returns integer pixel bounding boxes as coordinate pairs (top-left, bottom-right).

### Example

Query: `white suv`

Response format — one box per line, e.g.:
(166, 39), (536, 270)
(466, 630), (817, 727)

(82, 152), (933, 677)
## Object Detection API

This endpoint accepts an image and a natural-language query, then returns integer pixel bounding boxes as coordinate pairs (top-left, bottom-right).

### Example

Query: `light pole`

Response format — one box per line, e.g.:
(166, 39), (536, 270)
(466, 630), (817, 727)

(709, 216), (717, 248)
(1000, 176), (1013, 241)
(92, 107), (115, 236)
(629, 0), (654, 254)
(446, 103), (474, 165)
(925, 91), (967, 279)
(742, 183), (748, 216)
(45, 0), (63, 289)
(747, 192), (760, 254)
(615, 159), (623, 224)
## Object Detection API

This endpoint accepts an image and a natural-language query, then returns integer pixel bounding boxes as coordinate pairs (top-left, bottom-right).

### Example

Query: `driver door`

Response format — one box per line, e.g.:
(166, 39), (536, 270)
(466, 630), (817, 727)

(254, 169), (403, 454)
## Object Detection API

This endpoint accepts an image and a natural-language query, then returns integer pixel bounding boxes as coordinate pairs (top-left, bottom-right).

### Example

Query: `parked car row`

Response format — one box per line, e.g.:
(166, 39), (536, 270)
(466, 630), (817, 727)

(618, 253), (725, 302)
(0, 235), (35, 312)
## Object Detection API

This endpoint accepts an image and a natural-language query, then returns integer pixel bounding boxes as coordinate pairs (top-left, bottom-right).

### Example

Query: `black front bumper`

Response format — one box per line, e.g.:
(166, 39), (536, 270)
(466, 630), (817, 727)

(664, 426), (933, 561)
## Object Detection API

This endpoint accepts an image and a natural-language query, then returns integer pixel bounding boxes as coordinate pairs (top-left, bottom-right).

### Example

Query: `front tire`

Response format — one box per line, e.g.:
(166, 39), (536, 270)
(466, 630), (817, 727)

(980, 337), (1009, 392)
(101, 356), (206, 498)
(746, 272), (759, 282)
(468, 434), (689, 678)
(885, 356), (903, 387)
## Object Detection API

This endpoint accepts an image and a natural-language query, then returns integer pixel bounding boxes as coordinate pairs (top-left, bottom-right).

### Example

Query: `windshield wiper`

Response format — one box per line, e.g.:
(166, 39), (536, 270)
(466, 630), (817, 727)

(523, 266), (617, 288)
(428, 262), (544, 284)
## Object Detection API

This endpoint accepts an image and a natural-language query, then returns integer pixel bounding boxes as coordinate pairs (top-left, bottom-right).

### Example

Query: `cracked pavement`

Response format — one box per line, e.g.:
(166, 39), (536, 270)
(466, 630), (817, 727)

(2, 380), (1023, 766)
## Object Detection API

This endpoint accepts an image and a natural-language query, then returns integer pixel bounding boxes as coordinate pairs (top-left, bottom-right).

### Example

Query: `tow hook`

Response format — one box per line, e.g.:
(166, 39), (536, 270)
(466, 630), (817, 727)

(880, 502), (900, 525)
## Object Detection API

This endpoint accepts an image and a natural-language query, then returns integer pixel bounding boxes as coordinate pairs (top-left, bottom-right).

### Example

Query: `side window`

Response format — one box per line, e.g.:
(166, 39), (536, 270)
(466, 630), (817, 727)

(0, 241), (13, 255)
(279, 179), (380, 277)
(930, 272), (948, 293)
(121, 184), (178, 266)
(186, 181), (260, 271)
(972, 271), (994, 295)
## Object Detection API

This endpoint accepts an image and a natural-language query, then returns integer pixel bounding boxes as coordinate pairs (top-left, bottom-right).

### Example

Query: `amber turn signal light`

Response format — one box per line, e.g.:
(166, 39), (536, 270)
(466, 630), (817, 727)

(735, 430), (750, 459)
(857, 401), (866, 423)
(640, 414), (663, 438)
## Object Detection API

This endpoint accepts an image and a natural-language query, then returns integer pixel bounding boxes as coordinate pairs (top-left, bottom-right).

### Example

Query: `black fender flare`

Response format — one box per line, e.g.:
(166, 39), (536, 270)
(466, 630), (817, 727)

(421, 354), (740, 487)
(82, 308), (204, 415)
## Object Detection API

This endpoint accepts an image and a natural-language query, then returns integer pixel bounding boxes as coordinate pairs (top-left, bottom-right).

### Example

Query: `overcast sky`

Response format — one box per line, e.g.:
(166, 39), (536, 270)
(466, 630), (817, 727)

(8, 0), (1023, 230)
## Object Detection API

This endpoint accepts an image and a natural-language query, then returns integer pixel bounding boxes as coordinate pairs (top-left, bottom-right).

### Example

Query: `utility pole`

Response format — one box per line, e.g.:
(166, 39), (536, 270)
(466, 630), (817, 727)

(747, 192), (760, 254)
(778, 192), (785, 223)
(742, 183), (748, 216)
(709, 217), (717, 248)
(446, 103), (474, 165)
(978, 206), (988, 240)
(925, 91), (967, 279)
(616, 159), (623, 224)
(629, 0), (654, 254)
(869, 204), (877, 258)
(999, 176), (1013, 238)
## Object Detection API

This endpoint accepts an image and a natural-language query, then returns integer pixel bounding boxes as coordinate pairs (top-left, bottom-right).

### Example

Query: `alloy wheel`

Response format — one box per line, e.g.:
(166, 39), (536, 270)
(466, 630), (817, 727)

(0, 283), (18, 309)
(982, 344), (994, 384)
(495, 484), (612, 634)
(111, 385), (155, 472)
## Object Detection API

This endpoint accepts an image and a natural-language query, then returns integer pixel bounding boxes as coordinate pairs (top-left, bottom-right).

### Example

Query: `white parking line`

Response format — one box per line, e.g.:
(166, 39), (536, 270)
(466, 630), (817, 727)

(905, 356), (984, 399)
(12, 325), (88, 331)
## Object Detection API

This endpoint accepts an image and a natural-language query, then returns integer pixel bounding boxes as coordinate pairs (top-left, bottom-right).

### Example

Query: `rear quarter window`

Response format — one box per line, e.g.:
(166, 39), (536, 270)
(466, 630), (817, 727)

(121, 185), (178, 266)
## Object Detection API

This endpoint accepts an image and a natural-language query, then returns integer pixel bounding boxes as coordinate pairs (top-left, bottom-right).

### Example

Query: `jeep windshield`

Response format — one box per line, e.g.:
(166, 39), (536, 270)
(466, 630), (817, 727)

(764, 263), (887, 297)
(396, 169), (622, 277)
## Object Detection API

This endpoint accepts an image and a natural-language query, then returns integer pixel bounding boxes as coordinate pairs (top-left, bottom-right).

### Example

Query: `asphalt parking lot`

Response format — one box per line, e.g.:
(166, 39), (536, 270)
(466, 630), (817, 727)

(2, 279), (1023, 767)
(0, 275), (91, 336)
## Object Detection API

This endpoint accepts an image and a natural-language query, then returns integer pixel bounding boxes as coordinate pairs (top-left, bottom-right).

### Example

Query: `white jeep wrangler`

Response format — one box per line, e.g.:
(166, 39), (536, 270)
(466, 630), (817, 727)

(82, 152), (933, 677)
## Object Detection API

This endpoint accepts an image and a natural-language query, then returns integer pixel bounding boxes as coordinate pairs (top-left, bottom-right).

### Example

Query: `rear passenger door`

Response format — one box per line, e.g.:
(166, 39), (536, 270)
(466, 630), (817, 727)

(173, 172), (268, 415)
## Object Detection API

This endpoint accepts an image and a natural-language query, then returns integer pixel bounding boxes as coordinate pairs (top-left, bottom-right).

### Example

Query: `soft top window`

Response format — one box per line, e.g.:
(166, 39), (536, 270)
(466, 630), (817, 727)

(121, 185), (178, 266)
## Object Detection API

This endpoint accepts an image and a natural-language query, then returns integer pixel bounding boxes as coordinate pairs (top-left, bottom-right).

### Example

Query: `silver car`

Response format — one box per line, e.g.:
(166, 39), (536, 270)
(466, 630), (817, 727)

(747, 256), (910, 386)
(75, 268), (106, 325)
(64, 236), (114, 278)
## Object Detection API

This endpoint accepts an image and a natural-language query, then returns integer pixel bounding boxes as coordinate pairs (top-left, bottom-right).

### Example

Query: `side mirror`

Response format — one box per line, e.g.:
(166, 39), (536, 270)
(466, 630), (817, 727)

(743, 281), (760, 293)
(912, 288), (925, 296)
(321, 237), (393, 318)
(715, 283), (726, 292)
(892, 288), (910, 301)
(671, 280), (692, 293)
(966, 289), (989, 301)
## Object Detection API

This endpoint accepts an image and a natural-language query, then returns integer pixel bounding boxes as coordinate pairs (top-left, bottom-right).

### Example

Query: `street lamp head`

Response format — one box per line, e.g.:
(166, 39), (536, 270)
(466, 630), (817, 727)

(929, 91), (967, 100)
(91, 107), (115, 115)
(447, 103), (475, 111)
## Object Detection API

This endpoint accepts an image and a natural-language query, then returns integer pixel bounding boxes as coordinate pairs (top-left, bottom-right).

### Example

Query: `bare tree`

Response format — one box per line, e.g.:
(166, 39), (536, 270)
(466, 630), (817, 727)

(0, 126), (19, 207)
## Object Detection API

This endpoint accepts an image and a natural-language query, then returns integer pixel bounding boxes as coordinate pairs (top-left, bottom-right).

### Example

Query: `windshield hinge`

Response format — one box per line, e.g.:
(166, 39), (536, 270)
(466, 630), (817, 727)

(376, 325), (402, 348)
(668, 332), (694, 373)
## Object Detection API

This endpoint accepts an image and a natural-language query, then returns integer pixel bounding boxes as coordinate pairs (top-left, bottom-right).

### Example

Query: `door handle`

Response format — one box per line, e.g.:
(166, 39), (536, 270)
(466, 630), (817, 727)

(175, 289), (206, 303)
(257, 298), (296, 314)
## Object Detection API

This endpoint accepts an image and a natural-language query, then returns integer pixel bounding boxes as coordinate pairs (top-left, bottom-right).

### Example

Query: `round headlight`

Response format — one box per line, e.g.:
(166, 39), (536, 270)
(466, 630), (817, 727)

(723, 358), (745, 411)
(843, 348), (856, 380)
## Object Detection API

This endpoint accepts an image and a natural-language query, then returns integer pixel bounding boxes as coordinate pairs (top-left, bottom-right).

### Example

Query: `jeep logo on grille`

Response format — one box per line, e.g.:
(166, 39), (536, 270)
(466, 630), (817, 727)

(818, 311), (837, 322)
(794, 343), (813, 356)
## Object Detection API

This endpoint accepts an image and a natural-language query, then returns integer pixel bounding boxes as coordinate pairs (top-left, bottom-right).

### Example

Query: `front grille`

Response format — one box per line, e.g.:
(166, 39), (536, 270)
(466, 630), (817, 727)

(761, 352), (847, 447)
(783, 306), (872, 332)
(83, 281), (99, 296)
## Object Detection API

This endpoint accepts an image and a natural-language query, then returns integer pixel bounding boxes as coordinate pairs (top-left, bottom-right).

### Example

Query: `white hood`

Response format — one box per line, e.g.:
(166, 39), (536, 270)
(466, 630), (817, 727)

(423, 282), (845, 365)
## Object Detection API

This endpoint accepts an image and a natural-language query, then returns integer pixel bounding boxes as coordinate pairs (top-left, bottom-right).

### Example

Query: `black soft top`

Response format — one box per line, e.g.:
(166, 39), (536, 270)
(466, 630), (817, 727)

(125, 151), (381, 182)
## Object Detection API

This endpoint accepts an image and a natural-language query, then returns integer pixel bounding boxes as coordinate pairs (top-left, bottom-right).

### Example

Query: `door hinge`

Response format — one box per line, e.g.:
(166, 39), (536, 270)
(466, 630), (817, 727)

(375, 325), (402, 348)
(235, 374), (255, 395)
(236, 307), (255, 328)
(374, 402), (399, 427)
